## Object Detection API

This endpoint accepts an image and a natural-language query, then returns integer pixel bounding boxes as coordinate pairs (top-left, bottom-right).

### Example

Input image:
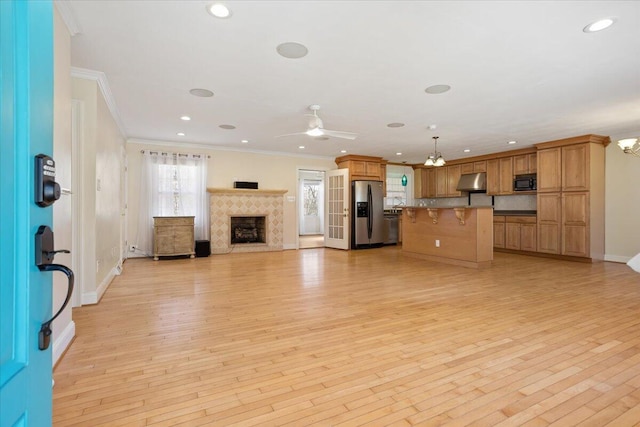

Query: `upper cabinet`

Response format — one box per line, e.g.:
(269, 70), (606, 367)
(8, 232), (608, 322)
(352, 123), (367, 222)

(487, 157), (513, 195)
(513, 153), (537, 175)
(446, 165), (462, 197)
(536, 147), (562, 192)
(562, 144), (589, 191)
(335, 155), (386, 182)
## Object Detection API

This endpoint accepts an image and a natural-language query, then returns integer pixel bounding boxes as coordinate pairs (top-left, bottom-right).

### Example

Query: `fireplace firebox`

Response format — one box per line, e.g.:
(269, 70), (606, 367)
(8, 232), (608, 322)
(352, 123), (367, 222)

(230, 216), (266, 244)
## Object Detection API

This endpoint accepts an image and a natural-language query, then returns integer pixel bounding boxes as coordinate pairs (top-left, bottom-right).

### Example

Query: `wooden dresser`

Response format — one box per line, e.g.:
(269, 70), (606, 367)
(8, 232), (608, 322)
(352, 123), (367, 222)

(153, 216), (195, 260)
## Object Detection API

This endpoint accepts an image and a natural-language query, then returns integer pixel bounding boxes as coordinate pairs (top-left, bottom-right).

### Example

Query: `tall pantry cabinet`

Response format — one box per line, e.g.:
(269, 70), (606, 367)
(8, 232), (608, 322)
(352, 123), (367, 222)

(535, 135), (608, 260)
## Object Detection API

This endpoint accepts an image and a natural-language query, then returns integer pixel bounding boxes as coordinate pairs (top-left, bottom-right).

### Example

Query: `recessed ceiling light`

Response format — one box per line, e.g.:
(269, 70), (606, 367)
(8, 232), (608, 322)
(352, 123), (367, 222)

(180, 115), (191, 121)
(508, 140), (517, 145)
(387, 122), (405, 128)
(177, 132), (185, 136)
(583, 17), (616, 33)
(298, 145), (305, 149)
(428, 124), (437, 130)
(396, 152), (402, 156)
(425, 85), (451, 94)
(340, 150), (347, 153)
(276, 42), (308, 59)
(241, 139), (248, 144)
(463, 149), (471, 153)
(219, 124), (236, 130)
(189, 88), (214, 97)
(207, 3), (232, 19)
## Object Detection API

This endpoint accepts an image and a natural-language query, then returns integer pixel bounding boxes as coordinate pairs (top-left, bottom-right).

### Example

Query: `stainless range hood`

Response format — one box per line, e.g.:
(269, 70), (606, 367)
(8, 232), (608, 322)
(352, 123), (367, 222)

(456, 172), (486, 192)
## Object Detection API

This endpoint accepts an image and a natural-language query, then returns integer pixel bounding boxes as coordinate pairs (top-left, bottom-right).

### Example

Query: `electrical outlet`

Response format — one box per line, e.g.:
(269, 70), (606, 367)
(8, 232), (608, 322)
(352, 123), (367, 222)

(435, 239), (440, 248)
(129, 245), (136, 252)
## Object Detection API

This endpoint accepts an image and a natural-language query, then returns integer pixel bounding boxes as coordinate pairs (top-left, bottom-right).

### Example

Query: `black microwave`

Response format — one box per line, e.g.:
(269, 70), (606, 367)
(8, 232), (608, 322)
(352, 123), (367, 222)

(514, 174), (536, 191)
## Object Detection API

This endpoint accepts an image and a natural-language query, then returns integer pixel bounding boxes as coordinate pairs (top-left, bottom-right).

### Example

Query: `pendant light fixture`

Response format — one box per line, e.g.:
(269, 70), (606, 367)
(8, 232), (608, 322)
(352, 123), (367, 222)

(424, 136), (446, 167)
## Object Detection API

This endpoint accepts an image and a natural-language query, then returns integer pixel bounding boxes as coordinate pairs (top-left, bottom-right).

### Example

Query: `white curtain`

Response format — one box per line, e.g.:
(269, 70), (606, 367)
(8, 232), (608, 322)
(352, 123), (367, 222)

(135, 151), (209, 256)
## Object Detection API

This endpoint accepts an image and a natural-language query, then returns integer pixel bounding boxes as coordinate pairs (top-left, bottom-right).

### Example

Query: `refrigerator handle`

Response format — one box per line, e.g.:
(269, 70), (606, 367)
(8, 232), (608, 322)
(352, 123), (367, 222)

(367, 184), (373, 239)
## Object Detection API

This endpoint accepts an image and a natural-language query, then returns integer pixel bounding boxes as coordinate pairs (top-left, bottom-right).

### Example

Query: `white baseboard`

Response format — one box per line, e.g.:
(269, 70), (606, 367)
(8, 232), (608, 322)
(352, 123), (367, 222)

(283, 243), (297, 250)
(604, 254), (632, 263)
(53, 320), (75, 366)
(81, 265), (118, 305)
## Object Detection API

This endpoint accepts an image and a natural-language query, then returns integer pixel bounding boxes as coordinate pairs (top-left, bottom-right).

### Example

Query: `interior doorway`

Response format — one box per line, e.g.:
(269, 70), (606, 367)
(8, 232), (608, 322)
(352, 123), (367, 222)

(298, 169), (325, 249)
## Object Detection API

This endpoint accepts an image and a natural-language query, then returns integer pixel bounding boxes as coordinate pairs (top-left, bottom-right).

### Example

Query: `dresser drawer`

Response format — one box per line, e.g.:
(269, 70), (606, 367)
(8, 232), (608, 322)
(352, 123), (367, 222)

(154, 216), (194, 226)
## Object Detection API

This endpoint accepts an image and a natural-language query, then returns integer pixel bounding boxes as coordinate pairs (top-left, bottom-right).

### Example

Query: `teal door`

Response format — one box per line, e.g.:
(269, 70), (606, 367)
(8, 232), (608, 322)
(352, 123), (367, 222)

(0, 1), (55, 426)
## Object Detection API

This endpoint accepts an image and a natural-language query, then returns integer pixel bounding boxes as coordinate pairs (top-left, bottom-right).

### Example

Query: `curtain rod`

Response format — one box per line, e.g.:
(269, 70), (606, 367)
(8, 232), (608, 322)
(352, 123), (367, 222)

(140, 150), (210, 159)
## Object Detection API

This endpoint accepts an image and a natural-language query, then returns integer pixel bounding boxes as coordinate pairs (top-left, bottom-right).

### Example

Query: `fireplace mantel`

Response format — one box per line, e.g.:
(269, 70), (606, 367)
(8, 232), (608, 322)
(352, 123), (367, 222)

(207, 188), (287, 196)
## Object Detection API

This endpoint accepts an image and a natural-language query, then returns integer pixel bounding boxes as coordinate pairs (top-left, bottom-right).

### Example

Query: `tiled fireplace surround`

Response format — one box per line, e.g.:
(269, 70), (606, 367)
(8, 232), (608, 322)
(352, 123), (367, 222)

(208, 188), (287, 254)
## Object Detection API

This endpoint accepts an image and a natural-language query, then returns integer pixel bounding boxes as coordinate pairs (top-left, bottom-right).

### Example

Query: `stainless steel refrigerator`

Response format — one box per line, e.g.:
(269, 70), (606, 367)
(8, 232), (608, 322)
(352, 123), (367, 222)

(351, 180), (385, 249)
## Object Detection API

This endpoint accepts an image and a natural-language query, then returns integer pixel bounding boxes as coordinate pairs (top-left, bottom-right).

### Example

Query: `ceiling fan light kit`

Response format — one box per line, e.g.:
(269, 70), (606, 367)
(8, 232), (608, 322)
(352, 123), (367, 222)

(276, 105), (357, 140)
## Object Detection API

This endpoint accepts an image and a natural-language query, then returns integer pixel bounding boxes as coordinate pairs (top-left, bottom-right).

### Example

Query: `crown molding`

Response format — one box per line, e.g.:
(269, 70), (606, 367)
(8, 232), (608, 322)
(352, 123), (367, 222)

(71, 67), (127, 139)
(54, 1), (82, 36)
(127, 138), (335, 161)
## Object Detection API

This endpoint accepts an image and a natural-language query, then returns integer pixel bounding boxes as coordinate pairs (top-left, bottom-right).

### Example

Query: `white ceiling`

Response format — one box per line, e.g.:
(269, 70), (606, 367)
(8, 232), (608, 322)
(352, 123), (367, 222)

(64, 0), (640, 163)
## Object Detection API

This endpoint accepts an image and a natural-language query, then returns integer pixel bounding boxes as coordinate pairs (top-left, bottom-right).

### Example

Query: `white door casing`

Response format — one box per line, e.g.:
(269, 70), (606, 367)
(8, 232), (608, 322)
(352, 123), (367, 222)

(324, 169), (350, 250)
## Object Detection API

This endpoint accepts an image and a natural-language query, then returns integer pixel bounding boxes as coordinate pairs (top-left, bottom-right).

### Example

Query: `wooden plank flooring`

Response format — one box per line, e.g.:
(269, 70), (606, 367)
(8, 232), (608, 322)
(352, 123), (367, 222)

(53, 247), (640, 426)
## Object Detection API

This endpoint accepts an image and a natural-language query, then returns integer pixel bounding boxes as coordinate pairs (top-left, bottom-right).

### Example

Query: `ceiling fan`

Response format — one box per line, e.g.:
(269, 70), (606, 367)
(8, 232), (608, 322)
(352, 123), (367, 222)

(277, 105), (357, 140)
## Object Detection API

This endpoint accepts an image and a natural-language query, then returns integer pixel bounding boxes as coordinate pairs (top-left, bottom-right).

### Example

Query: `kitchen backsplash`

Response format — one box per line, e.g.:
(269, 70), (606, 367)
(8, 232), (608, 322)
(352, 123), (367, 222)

(416, 194), (537, 211)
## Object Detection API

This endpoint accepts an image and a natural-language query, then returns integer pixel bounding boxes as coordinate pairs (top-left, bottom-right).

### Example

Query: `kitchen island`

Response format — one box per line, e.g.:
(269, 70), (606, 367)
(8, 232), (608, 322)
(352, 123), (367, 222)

(402, 206), (493, 268)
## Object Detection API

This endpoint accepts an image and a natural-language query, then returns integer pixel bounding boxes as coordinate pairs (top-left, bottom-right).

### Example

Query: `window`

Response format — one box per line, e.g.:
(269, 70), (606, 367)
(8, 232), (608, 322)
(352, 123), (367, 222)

(135, 151), (209, 256)
(385, 165), (413, 208)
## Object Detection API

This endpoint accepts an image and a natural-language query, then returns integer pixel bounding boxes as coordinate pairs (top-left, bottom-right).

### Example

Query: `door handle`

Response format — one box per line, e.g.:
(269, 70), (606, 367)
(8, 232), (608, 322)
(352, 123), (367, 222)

(35, 225), (75, 350)
(37, 264), (74, 351)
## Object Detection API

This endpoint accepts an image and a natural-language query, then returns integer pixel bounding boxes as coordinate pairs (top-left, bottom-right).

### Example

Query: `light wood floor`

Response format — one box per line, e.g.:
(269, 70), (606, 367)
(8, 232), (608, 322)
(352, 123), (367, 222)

(299, 234), (325, 249)
(53, 248), (640, 426)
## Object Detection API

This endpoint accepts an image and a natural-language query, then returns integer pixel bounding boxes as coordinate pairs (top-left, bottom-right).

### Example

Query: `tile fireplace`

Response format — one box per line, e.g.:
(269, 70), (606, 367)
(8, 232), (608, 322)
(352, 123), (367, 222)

(208, 188), (287, 254)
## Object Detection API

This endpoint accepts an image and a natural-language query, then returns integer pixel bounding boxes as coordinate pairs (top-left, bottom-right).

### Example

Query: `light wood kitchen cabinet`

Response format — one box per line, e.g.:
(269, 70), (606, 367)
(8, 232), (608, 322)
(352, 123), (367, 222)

(487, 157), (513, 195)
(153, 216), (195, 260)
(413, 168), (423, 199)
(535, 135), (607, 260)
(562, 191), (589, 257)
(435, 167), (447, 197)
(493, 215), (506, 248)
(499, 157), (513, 195)
(424, 168), (436, 198)
(414, 168), (436, 198)
(486, 159), (499, 195)
(537, 193), (561, 254)
(505, 216), (536, 251)
(562, 144), (589, 191)
(513, 153), (537, 175)
(335, 155), (385, 182)
(460, 161), (486, 174)
(537, 147), (562, 192)
(473, 161), (487, 172)
(446, 165), (462, 197)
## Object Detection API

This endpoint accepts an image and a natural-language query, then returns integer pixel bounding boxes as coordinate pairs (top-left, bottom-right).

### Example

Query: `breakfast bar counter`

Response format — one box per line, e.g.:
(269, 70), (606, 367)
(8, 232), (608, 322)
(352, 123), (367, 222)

(402, 206), (493, 268)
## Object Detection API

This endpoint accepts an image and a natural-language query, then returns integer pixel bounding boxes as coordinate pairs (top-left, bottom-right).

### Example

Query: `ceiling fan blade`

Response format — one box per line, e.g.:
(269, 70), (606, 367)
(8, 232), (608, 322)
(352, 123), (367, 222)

(321, 129), (357, 140)
(275, 131), (309, 138)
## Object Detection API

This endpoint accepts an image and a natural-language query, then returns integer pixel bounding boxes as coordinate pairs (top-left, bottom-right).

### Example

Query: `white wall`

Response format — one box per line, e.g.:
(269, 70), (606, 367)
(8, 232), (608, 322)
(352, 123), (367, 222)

(605, 141), (640, 261)
(126, 141), (337, 252)
(71, 77), (125, 303)
(52, 7), (75, 365)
